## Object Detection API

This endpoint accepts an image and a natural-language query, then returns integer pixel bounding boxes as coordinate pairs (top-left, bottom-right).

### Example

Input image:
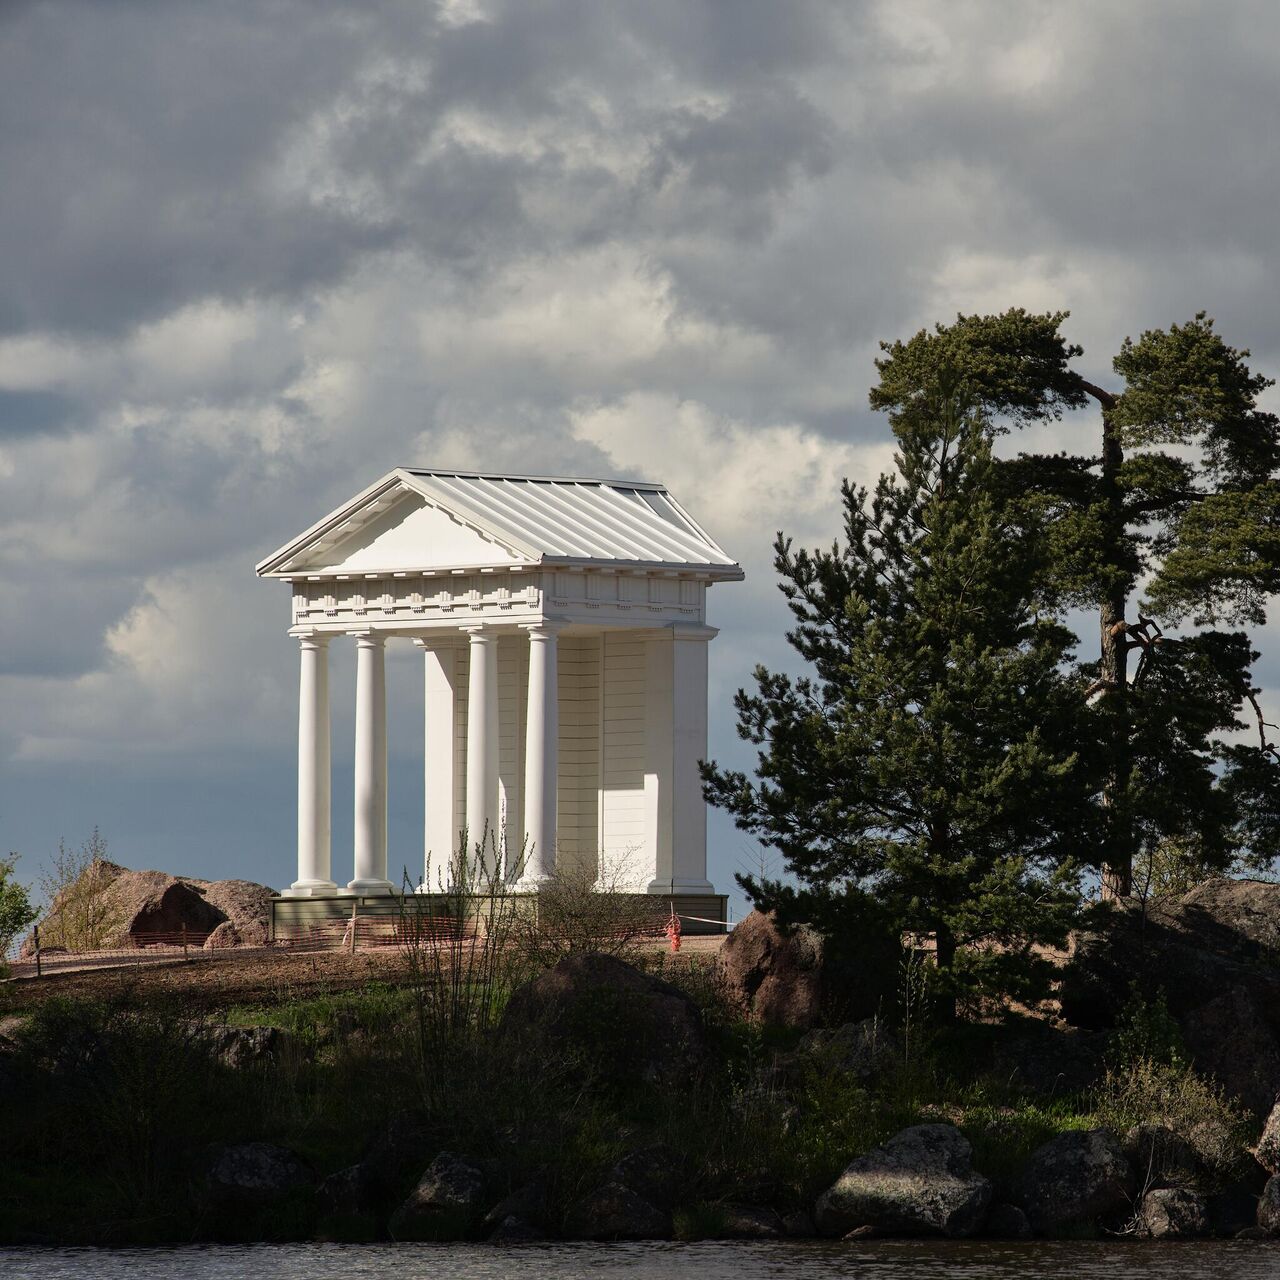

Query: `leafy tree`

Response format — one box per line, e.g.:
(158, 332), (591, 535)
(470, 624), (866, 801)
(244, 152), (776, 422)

(0, 853), (38, 965)
(872, 310), (1280, 895)
(702, 383), (1099, 1017)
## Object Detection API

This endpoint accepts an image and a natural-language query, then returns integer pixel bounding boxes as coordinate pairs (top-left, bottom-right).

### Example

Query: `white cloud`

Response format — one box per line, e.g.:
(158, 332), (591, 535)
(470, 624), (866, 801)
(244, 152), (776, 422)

(568, 392), (889, 554)
(4, 559), (290, 763)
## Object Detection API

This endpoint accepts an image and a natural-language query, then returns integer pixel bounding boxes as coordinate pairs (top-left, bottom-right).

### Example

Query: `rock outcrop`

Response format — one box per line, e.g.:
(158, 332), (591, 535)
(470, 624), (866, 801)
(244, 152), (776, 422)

(201, 1024), (295, 1070)
(203, 1142), (313, 1211)
(389, 1152), (487, 1241)
(1256, 1100), (1280, 1175)
(1137, 1187), (1209, 1239)
(719, 909), (901, 1029)
(199, 877), (274, 946)
(814, 1123), (993, 1239)
(1179, 987), (1280, 1119)
(482, 1182), (548, 1241)
(720, 911), (828, 1030)
(499, 952), (709, 1086)
(1062, 879), (1280, 1027)
(1060, 878), (1280, 1116)
(203, 921), (243, 950)
(563, 1182), (670, 1240)
(1014, 1129), (1134, 1236)
(717, 1205), (784, 1238)
(983, 1203), (1032, 1239)
(317, 1163), (380, 1218)
(24, 860), (274, 952)
(1258, 1176), (1280, 1235)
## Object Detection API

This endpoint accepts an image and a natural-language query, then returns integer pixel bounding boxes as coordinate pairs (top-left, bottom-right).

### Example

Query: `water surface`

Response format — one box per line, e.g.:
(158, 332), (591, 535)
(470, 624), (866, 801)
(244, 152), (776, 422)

(3, 1240), (1278, 1280)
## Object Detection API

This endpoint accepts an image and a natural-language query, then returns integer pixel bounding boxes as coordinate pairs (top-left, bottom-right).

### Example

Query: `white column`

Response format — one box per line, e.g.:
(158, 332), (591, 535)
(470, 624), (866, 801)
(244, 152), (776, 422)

(416, 639), (460, 891)
(645, 624), (718, 895)
(518, 624), (561, 887)
(463, 626), (500, 873)
(349, 632), (393, 895)
(288, 633), (335, 897)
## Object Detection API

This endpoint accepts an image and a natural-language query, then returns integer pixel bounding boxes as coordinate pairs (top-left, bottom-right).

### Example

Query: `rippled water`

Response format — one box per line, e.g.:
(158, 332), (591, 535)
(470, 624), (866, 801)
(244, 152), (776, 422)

(3, 1241), (1279, 1280)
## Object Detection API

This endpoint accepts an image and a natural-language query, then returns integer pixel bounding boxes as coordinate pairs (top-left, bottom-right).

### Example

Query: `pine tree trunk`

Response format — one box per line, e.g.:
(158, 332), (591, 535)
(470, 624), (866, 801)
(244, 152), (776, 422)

(1098, 402), (1133, 899)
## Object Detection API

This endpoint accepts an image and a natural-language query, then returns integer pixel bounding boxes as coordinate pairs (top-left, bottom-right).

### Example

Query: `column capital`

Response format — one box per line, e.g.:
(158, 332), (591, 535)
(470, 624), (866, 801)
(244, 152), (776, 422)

(670, 623), (719, 642)
(411, 635), (461, 651)
(295, 631), (331, 650)
(460, 625), (498, 643)
(351, 630), (386, 649)
(520, 621), (567, 641)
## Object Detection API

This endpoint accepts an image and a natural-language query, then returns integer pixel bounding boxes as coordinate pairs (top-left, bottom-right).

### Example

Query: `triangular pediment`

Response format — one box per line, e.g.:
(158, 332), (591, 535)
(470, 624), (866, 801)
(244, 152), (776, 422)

(259, 473), (533, 576)
(258, 466), (744, 580)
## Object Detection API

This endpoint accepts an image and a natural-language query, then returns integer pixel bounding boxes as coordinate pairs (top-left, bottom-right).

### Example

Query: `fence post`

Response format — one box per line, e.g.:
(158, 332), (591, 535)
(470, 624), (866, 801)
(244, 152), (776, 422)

(182, 923), (189, 960)
(33, 923), (41, 979)
(350, 900), (358, 954)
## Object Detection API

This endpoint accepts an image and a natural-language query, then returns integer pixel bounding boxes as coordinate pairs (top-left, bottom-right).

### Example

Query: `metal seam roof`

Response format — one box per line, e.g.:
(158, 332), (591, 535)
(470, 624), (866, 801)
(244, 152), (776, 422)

(400, 469), (737, 567)
(257, 468), (740, 576)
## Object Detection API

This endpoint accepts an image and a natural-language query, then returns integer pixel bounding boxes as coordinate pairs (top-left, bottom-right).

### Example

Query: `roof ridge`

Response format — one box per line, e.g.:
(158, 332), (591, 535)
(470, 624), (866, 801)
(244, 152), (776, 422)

(401, 466), (665, 489)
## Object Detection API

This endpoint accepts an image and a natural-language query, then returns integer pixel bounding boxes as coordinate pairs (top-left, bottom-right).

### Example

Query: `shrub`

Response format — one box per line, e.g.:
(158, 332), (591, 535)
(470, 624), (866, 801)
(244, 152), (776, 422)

(509, 848), (665, 970)
(1108, 985), (1186, 1067)
(38, 828), (124, 951)
(1094, 1056), (1251, 1185)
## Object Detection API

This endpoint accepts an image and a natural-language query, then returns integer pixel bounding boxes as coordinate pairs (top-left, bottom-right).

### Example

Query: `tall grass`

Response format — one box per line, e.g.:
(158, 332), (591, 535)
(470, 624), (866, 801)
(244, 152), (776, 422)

(398, 827), (534, 1112)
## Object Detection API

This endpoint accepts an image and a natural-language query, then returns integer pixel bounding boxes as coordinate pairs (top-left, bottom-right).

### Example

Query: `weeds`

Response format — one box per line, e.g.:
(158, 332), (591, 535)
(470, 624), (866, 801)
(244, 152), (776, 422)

(1093, 1056), (1252, 1185)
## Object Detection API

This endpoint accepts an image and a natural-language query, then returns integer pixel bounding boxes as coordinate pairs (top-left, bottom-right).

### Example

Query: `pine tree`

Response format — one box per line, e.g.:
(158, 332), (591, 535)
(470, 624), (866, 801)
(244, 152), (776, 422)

(871, 311), (1280, 895)
(702, 382), (1098, 1016)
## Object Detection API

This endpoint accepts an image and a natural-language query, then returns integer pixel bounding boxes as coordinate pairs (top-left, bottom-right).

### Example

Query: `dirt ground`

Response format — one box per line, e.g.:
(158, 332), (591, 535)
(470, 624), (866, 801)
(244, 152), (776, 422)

(0, 935), (727, 1016)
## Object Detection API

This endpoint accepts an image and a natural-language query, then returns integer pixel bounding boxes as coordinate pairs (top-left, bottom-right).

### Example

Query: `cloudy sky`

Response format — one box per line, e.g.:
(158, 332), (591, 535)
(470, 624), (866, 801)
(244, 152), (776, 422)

(3, 0), (1279, 908)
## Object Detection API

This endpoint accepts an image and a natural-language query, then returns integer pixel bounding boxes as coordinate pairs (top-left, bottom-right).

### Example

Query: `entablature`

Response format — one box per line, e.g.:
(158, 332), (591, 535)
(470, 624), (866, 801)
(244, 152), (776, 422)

(287, 567), (711, 631)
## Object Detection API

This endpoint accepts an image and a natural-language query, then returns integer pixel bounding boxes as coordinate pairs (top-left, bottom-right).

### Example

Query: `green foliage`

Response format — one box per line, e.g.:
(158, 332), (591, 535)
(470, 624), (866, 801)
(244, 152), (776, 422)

(703, 384), (1097, 1014)
(873, 308), (1280, 888)
(1107, 986), (1187, 1067)
(0, 853), (37, 966)
(870, 308), (1088, 430)
(1094, 1057), (1251, 1185)
(1133, 836), (1222, 900)
(958, 1097), (1093, 1192)
(1111, 313), (1280, 489)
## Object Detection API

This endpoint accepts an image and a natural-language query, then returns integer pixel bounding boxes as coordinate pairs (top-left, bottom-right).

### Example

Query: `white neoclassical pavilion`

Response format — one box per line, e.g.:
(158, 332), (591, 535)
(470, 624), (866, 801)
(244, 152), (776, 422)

(256, 468), (743, 907)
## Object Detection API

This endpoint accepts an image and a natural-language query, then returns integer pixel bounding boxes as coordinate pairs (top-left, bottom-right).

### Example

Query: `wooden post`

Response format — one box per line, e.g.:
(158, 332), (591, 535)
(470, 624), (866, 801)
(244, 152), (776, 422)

(350, 899), (358, 953)
(33, 923), (41, 979)
(182, 923), (189, 960)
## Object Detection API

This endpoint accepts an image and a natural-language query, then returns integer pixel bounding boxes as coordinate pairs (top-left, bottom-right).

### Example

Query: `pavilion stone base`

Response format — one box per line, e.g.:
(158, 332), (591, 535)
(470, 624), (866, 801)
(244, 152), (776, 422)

(271, 890), (729, 939)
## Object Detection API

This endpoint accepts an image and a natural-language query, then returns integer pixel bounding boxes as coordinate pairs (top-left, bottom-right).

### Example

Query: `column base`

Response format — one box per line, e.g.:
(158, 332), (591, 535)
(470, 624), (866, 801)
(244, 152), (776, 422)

(511, 874), (555, 893)
(647, 878), (717, 895)
(281, 880), (339, 898)
(346, 878), (397, 896)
